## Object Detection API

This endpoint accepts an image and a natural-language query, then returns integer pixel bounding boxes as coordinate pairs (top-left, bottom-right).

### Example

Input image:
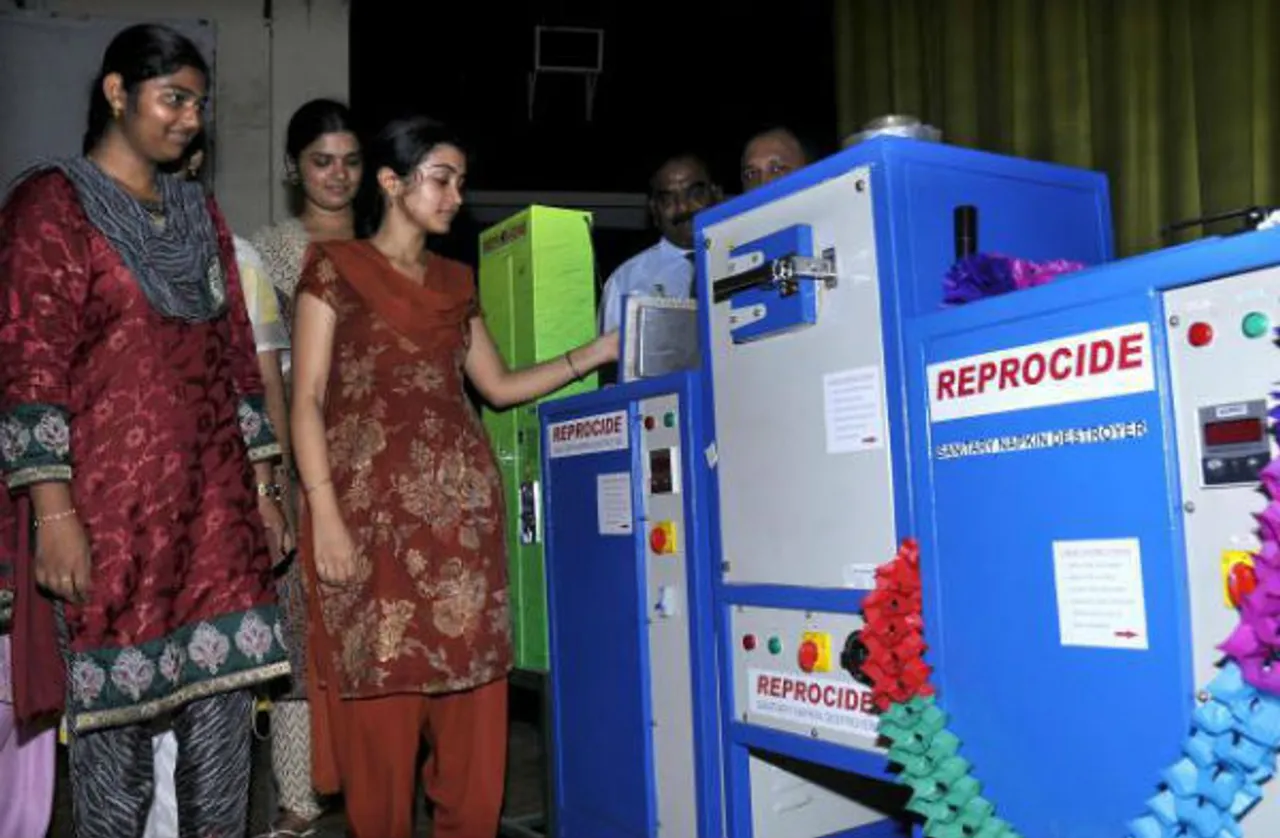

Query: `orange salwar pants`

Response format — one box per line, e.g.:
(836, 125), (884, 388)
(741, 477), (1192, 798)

(329, 679), (508, 838)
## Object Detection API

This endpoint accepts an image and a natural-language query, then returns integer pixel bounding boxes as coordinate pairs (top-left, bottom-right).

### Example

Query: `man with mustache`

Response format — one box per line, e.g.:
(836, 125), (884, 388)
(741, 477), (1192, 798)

(598, 153), (721, 334)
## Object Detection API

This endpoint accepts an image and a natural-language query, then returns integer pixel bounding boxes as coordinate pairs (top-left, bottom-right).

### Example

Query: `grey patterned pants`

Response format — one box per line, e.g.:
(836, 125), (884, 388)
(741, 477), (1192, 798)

(270, 551), (322, 820)
(69, 690), (253, 838)
(271, 699), (322, 819)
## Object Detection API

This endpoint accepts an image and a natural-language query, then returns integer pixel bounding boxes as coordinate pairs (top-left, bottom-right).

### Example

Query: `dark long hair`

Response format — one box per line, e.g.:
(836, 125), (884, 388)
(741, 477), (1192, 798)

(283, 99), (358, 216)
(356, 115), (466, 238)
(83, 24), (210, 154)
(285, 99), (357, 164)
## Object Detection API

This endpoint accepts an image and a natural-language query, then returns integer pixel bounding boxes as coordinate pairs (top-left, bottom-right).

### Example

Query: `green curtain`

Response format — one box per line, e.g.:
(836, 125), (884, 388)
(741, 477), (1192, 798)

(834, 0), (1280, 256)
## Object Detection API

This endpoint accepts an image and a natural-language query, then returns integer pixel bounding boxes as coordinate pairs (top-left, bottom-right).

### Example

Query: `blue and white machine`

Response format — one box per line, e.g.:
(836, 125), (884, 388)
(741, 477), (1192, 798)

(693, 137), (1114, 837)
(539, 371), (721, 838)
(903, 230), (1280, 836)
(539, 134), (1280, 838)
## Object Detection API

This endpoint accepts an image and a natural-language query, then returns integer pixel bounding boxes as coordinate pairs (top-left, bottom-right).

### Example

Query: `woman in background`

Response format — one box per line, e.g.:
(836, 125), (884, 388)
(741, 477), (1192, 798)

(251, 97), (362, 837)
(290, 114), (618, 838)
(0, 23), (290, 838)
(253, 98), (362, 331)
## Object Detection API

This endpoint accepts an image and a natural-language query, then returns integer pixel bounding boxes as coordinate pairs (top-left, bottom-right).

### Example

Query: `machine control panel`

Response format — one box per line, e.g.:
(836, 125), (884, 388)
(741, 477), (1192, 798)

(1197, 400), (1268, 486)
(638, 392), (700, 837)
(648, 446), (680, 495)
(798, 631), (833, 674)
(1165, 264), (1280, 696)
(731, 606), (883, 751)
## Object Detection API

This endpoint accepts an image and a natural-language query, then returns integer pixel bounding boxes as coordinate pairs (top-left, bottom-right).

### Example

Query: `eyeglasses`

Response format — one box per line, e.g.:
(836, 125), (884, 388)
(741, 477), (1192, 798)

(653, 181), (713, 209)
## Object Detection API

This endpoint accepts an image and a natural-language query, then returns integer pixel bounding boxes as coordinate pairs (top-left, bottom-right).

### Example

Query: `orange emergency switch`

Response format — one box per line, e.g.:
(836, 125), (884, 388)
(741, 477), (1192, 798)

(798, 631), (832, 673)
(649, 521), (678, 554)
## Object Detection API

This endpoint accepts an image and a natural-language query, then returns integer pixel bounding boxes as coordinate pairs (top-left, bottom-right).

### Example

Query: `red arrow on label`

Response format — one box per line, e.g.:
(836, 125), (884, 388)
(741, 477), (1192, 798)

(1114, 630), (1139, 639)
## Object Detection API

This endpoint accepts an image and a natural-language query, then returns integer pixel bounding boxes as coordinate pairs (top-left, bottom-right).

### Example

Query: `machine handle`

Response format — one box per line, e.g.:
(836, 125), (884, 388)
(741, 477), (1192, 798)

(712, 263), (773, 302)
(712, 255), (837, 304)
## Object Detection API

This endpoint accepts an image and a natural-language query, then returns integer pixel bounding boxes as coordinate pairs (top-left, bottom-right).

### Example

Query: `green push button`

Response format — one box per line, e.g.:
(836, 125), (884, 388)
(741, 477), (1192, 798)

(1242, 311), (1269, 339)
(767, 636), (783, 655)
(663, 411), (676, 428)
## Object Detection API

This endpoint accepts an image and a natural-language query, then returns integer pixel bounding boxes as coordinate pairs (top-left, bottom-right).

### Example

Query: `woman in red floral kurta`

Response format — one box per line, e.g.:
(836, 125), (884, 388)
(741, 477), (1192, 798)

(290, 115), (618, 838)
(0, 24), (291, 838)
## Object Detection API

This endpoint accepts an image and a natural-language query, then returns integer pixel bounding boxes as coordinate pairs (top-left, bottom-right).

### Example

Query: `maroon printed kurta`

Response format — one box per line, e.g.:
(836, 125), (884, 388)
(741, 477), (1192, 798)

(0, 171), (288, 732)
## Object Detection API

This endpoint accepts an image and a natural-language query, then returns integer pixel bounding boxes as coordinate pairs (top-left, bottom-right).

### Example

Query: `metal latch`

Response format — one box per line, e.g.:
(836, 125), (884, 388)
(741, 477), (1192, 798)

(713, 254), (838, 303)
(518, 480), (541, 545)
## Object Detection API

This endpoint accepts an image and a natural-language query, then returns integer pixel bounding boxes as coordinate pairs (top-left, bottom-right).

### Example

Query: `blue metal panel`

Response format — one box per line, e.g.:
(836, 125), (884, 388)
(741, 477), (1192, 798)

(877, 140), (1113, 318)
(905, 294), (1191, 836)
(897, 230), (1280, 837)
(540, 372), (722, 838)
(542, 397), (653, 838)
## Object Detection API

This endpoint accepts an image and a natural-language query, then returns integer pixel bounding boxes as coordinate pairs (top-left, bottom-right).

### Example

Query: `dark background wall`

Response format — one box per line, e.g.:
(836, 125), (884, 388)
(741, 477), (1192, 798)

(351, 0), (837, 273)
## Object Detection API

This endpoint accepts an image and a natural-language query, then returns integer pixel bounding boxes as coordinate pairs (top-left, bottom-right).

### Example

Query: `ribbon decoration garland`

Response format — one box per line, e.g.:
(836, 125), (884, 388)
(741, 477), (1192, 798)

(863, 539), (1022, 837)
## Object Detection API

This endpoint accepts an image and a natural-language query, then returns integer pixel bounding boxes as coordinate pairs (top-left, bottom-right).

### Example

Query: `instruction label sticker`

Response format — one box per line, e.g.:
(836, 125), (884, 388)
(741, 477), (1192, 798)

(823, 366), (885, 454)
(1052, 538), (1149, 650)
(928, 323), (1155, 423)
(747, 668), (879, 738)
(596, 472), (633, 536)
(547, 410), (629, 459)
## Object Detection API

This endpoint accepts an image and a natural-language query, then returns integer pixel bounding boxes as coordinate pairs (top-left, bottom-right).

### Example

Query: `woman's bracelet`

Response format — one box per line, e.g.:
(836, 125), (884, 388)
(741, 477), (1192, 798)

(256, 482), (284, 502)
(34, 508), (77, 528)
(565, 350), (583, 381)
(303, 477), (333, 495)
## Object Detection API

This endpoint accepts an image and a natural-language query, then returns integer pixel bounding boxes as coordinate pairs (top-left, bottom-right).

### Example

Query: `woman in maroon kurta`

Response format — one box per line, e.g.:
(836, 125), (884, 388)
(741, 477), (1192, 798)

(290, 115), (618, 838)
(0, 24), (291, 838)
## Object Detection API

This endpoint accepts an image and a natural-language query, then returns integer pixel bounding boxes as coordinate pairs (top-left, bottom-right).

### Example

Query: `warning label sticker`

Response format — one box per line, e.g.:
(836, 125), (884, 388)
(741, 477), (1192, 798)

(747, 668), (879, 739)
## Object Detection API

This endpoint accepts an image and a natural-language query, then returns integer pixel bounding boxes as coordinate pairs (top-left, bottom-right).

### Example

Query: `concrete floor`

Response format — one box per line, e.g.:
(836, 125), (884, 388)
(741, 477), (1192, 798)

(47, 684), (548, 838)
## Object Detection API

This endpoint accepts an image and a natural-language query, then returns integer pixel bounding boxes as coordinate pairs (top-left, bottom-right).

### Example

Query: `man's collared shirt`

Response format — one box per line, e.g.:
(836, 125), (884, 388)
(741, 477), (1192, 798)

(598, 237), (694, 334)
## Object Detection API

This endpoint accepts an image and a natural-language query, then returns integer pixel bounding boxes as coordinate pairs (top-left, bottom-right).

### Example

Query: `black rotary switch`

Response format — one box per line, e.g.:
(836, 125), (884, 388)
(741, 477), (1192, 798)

(841, 630), (873, 686)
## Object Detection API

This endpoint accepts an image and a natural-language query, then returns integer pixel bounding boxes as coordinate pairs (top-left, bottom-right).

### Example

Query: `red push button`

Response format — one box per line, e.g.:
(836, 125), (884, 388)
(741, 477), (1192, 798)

(1188, 322), (1214, 347)
(1229, 562), (1258, 608)
(650, 527), (667, 553)
(644, 415), (656, 430)
(742, 634), (757, 652)
(798, 640), (820, 673)
(649, 521), (677, 554)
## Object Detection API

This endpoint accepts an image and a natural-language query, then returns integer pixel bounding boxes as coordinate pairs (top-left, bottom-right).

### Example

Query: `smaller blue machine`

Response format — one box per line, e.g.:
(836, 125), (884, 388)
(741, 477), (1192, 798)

(539, 371), (721, 838)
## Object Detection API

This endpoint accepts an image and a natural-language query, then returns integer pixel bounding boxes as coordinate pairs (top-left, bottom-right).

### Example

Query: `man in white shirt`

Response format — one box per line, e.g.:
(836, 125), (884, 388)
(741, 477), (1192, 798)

(598, 154), (721, 334)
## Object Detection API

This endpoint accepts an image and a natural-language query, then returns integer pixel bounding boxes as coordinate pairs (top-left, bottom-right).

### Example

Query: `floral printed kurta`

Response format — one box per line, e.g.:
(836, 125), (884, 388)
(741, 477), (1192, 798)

(299, 241), (511, 698)
(0, 172), (289, 732)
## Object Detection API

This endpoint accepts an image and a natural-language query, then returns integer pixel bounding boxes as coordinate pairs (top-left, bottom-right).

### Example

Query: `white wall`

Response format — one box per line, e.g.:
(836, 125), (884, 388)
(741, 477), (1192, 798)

(0, 0), (348, 235)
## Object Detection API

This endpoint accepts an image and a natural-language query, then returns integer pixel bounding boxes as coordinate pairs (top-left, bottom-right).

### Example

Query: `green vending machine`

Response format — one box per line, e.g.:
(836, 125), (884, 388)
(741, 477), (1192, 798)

(480, 206), (599, 672)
